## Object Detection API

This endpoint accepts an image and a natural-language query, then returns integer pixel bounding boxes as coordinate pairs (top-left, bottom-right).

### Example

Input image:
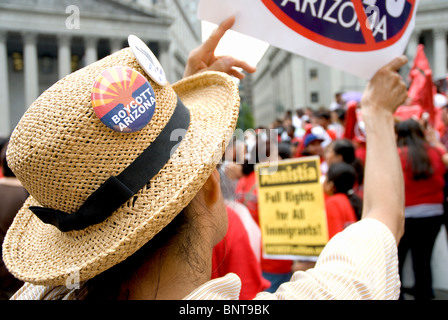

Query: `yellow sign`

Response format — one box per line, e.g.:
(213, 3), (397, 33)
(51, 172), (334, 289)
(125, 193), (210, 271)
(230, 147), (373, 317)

(255, 156), (328, 260)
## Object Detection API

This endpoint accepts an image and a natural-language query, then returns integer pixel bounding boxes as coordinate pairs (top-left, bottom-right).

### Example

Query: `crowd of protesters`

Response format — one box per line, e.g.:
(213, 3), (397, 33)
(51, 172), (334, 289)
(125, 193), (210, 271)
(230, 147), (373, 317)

(2, 85), (447, 300)
(0, 14), (445, 301)
(1, 86), (447, 300)
(218, 91), (448, 300)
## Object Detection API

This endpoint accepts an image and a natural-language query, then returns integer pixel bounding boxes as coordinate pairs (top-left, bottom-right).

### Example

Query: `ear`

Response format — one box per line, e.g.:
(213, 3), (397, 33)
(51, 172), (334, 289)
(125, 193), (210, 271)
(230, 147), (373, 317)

(202, 169), (221, 207)
(323, 180), (335, 196)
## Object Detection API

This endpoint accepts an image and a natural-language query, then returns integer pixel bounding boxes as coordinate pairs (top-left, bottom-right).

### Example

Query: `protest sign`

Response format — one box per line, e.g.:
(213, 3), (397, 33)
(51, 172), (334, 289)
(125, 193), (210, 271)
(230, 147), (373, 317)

(255, 156), (328, 260)
(197, 0), (419, 79)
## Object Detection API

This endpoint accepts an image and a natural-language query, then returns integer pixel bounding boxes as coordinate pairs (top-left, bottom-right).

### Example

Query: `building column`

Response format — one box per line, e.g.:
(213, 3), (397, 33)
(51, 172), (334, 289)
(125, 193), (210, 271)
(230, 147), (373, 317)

(0, 31), (10, 136)
(158, 40), (172, 83)
(110, 38), (123, 53)
(23, 32), (39, 109)
(58, 35), (71, 79)
(84, 36), (98, 65)
(406, 31), (420, 66)
(433, 28), (447, 79)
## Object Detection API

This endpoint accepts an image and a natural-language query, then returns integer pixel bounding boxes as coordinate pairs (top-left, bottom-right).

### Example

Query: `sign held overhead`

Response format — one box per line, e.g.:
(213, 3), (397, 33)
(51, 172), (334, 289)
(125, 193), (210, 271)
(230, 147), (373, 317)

(198, 0), (419, 79)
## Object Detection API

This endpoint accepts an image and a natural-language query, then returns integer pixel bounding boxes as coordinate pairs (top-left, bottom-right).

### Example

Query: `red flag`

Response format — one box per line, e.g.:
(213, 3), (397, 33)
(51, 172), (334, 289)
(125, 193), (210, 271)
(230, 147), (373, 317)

(394, 105), (423, 121)
(411, 44), (431, 72)
(343, 101), (358, 140)
(424, 69), (436, 125)
(408, 68), (426, 103)
(407, 44), (435, 125)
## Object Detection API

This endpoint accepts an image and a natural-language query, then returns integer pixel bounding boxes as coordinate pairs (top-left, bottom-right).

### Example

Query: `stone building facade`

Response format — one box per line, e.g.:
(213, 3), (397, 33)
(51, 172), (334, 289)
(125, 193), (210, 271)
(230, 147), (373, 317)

(0, 0), (201, 136)
(250, 0), (448, 127)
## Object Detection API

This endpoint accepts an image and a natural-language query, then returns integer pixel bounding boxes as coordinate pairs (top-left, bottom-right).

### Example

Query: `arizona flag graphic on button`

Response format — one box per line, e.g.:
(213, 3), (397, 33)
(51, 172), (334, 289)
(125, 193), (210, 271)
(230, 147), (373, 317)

(91, 66), (156, 133)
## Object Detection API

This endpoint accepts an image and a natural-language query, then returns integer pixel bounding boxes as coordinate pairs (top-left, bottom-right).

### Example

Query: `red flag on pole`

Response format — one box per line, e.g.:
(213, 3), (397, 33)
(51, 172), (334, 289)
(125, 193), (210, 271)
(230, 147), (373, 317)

(407, 44), (435, 125)
(343, 101), (358, 141)
(411, 44), (431, 71)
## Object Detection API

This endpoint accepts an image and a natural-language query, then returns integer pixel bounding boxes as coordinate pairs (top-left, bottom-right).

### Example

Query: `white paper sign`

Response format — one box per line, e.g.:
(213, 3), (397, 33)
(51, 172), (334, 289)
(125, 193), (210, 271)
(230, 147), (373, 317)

(198, 0), (419, 79)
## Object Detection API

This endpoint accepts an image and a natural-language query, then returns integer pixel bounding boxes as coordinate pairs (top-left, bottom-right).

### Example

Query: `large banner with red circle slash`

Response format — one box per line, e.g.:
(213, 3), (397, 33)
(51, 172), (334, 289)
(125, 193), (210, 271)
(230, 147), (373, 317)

(198, 0), (418, 79)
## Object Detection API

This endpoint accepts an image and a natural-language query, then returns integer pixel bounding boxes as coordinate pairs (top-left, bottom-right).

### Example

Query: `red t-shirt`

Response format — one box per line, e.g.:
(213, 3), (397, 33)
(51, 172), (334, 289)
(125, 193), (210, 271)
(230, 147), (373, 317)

(398, 145), (446, 206)
(235, 171), (259, 225)
(212, 207), (270, 299)
(325, 193), (358, 239)
(235, 171), (293, 274)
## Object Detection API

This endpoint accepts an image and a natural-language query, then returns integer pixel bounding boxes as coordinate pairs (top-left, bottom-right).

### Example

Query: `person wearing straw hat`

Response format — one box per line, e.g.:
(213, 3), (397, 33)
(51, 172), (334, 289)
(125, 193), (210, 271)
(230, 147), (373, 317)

(4, 16), (408, 300)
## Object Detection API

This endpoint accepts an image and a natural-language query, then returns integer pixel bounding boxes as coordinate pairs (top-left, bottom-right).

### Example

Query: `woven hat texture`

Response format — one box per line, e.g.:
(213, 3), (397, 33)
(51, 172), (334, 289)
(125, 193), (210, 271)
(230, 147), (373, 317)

(3, 48), (239, 286)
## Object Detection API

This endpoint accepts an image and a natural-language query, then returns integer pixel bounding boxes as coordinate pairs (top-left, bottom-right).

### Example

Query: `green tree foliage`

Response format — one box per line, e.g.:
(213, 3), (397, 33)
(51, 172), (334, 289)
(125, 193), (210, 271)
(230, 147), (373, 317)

(236, 102), (254, 131)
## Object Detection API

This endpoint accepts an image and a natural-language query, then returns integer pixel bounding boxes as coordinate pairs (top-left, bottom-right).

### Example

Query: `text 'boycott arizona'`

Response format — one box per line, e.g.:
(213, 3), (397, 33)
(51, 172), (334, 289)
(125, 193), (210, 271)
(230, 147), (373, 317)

(91, 66), (156, 133)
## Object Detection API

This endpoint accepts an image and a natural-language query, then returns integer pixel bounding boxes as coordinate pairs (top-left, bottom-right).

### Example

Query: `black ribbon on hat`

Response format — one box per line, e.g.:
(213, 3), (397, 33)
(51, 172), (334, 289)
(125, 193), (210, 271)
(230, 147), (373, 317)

(29, 97), (190, 232)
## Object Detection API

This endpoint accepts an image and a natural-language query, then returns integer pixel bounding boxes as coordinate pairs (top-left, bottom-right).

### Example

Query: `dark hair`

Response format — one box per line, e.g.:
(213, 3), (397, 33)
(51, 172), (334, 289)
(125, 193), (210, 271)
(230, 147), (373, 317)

(327, 162), (363, 220)
(333, 108), (346, 122)
(74, 204), (203, 300)
(395, 119), (433, 180)
(278, 142), (291, 160)
(330, 139), (364, 186)
(315, 110), (331, 121)
(331, 139), (355, 163)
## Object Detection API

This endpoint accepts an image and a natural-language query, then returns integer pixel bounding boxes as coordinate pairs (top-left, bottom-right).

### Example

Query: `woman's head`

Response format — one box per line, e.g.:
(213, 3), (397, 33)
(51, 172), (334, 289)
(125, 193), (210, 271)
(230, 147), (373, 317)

(325, 138), (364, 186)
(76, 169), (228, 300)
(325, 139), (355, 166)
(395, 119), (433, 179)
(324, 162), (356, 196)
(324, 162), (363, 220)
(3, 45), (239, 287)
(395, 118), (426, 146)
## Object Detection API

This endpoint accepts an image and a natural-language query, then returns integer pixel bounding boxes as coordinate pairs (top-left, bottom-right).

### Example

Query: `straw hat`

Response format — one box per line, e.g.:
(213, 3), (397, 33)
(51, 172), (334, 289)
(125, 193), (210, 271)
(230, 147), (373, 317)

(2, 47), (239, 286)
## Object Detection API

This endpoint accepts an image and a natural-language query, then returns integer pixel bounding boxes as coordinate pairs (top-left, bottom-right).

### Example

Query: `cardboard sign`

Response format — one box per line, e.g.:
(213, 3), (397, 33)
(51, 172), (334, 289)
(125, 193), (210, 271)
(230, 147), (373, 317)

(197, 0), (419, 79)
(256, 156), (328, 260)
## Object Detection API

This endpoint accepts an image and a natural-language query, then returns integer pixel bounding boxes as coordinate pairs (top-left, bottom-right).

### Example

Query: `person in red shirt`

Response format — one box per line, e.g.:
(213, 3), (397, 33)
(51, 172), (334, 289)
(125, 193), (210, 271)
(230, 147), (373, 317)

(323, 162), (362, 239)
(324, 138), (364, 200)
(292, 162), (361, 272)
(235, 166), (259, 225)
(314, 110), (337, 141)
(212, 206), (270, 299)
(395, 119), (446, 300)
(235, 136), (293, 293)
(343, 101), (367, 167)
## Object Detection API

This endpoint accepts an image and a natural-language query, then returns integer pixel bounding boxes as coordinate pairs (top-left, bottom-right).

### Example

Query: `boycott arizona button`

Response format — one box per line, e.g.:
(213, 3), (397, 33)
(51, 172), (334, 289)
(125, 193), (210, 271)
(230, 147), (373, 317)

(91, 66), (156, 133)
(262, 0), (416, 52)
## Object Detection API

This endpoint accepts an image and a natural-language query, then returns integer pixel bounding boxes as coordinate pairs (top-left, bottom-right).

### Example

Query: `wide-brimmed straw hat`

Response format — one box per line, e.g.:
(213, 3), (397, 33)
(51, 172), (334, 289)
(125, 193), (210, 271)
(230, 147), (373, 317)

(2, 46), (239, 286)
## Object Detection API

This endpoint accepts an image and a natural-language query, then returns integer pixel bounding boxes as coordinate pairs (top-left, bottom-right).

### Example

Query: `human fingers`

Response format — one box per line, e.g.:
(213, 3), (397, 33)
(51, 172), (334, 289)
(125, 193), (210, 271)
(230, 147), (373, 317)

(201, 16), (236, 53)
(362, 57), (408, 114)
(387, 58), (408, 108)
(206, 56), (255, 79)
(216, 56), (257, 74)
(383, 55), (408, 72)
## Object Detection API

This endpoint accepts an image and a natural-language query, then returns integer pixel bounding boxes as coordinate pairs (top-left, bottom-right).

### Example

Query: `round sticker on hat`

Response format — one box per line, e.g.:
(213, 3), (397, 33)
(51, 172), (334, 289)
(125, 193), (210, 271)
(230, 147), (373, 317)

(91, 66), (157, 133)
(128, 35), (167, 86)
